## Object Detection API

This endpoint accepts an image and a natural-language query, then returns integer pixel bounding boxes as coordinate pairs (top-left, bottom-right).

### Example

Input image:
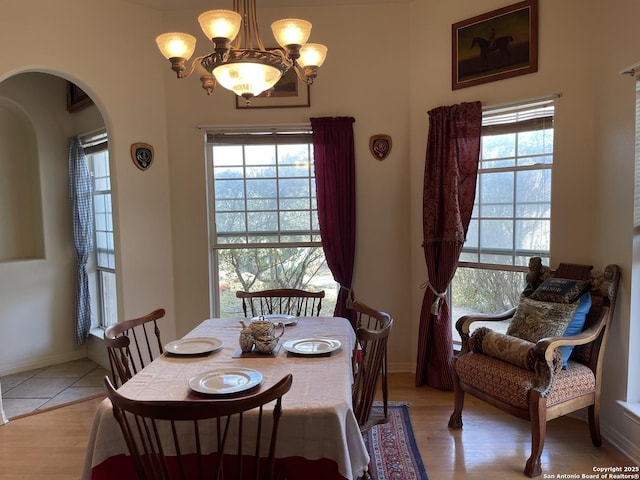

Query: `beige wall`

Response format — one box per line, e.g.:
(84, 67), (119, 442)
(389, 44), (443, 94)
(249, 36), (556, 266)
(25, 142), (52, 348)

(161, 4), (413, 371)
(0, 0), (637, 464)
(0, 0), (176, 371)
(407, 0), (639, 461)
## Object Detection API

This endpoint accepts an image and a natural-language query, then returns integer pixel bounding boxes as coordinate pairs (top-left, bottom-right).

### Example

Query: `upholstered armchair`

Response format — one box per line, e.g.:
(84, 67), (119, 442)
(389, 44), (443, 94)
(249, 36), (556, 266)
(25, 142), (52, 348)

(448, 258), (621, 477)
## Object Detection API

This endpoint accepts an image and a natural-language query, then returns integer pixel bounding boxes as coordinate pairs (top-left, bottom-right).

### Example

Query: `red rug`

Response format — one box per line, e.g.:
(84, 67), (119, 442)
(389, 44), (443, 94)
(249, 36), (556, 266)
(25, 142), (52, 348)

(364, 402), (428, 480)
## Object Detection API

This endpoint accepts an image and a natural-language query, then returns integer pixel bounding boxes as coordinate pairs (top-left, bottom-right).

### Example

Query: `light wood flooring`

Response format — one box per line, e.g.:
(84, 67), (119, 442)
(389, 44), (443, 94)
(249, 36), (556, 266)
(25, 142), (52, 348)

(0, 372), (636, 479)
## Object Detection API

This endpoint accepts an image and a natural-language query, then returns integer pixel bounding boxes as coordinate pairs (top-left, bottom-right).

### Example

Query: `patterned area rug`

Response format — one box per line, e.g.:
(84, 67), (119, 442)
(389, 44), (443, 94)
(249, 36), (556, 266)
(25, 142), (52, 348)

(364, 402), (428, 480)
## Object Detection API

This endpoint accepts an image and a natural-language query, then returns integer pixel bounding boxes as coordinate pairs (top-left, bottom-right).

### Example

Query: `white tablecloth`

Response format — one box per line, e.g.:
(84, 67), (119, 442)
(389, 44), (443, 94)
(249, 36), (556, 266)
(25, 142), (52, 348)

(81, 316), (369, 480)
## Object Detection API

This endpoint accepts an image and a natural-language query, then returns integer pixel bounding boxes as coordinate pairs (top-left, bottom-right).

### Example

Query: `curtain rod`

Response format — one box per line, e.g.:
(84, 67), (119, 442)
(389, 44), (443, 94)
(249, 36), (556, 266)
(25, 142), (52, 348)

(482, 93), (562, 111)
(78, 126), (106, 138)
(196, 123), (311, 132)
(620, 61), (640, 76)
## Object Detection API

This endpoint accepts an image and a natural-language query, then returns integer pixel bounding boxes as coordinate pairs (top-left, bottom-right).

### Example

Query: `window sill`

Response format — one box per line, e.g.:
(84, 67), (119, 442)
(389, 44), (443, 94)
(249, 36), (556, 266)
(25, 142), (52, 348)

(90, 326), (106, 340)
(617, 401), (640, 424)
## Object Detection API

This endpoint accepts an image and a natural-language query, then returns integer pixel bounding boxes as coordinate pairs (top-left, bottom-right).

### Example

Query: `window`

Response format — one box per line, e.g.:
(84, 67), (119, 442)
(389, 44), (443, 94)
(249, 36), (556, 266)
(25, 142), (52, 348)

(450, 99), (555, 342)
(83, 133), (118, 329)
(206, 127), (337, 317)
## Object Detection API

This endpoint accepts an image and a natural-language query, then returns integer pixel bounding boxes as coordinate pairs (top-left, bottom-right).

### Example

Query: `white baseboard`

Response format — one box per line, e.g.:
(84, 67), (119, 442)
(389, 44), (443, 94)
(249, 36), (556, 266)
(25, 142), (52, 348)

(388, 362), (414, 373)
(0, 350), (88, 377)
(602, 415), (640, 466)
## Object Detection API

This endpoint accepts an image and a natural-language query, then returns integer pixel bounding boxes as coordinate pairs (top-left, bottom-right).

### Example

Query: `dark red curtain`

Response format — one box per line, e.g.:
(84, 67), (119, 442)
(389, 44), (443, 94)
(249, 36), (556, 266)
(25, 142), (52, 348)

(416, 102), (482, 389)
(310, 117), (356, 324)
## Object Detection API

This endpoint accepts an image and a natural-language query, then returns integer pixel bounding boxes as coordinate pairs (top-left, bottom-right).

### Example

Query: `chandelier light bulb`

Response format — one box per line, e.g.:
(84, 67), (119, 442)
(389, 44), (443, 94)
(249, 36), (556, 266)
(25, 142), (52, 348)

(155, 33), (197, 60)
(298, 43), (328, 68)
(198, 10), (242, 42)
(213, 62), (282, 99)
(271, 19), (312, 48)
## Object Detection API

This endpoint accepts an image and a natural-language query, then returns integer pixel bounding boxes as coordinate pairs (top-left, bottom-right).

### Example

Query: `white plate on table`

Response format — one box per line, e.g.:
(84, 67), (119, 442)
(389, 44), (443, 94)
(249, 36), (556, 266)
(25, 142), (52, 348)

(251, 314), (298, 326)
(189, 368), (263, 395)
(282, 338), (342, 355)
(164, 337), (224, 355)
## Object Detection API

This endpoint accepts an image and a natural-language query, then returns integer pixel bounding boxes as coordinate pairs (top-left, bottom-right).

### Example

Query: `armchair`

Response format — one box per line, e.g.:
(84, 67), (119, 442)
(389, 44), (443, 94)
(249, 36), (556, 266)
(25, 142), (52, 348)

(448, 258), (621, 477)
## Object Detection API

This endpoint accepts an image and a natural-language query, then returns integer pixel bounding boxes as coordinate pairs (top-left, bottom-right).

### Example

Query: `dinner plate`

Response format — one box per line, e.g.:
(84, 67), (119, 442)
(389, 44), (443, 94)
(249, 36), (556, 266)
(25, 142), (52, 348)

(282, 338), (342, 355)
(189, 368), (263, 395)
(251, 314), (298, 326)
(164, 337), (224, 355)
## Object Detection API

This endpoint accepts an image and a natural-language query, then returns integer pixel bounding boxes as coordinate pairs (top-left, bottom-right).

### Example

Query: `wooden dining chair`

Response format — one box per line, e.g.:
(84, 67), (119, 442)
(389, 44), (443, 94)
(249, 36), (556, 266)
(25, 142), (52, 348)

(236, 288), (325, 317)
(104, 373), (294, 480)
(103, 308), (165, 387)
(351, 300), (393, 433)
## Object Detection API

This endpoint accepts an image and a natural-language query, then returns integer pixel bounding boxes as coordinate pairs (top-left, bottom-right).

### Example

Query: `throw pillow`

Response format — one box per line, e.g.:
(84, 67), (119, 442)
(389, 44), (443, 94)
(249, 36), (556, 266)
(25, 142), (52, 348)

(469, 327), (563, 373)
(529, 277), (591, 304)
(506, 295), (579, 343)
(559, 292), (592, 368)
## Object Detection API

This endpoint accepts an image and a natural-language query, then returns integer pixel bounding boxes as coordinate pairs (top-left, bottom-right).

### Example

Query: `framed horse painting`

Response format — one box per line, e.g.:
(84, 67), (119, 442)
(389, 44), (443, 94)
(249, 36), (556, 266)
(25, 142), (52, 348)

(452, 0), (538, 90)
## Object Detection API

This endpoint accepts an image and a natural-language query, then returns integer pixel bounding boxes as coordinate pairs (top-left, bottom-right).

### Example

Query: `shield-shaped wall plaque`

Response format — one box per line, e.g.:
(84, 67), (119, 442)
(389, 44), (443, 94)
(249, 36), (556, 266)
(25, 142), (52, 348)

(131, 142), (154, 171)
(369, 134), (392, 161)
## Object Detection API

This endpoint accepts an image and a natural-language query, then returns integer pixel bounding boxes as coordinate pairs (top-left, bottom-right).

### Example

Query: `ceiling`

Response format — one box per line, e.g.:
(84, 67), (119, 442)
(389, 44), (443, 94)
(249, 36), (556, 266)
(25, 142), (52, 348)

(127, 0), (403, 10)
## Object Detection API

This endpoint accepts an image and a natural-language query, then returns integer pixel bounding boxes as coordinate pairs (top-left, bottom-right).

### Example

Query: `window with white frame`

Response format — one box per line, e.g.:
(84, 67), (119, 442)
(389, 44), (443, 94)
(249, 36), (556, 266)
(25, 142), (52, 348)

(450, 99), (555, 343)
(82, 133), (118, 329)
(206, 127), (337, 317)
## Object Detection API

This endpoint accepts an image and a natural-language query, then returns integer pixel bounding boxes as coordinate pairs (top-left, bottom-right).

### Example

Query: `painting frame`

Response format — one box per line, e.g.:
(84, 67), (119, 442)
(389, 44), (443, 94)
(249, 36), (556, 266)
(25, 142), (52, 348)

(452, 0), (538, 90)
(235, 55), (310, 109)
(66, 82), (94, 113)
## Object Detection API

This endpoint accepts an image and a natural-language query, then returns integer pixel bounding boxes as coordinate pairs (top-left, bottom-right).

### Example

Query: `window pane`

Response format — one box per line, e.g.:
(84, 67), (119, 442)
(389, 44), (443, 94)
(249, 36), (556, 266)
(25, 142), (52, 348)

(480, 219), (513, 250)
(450, 267), (525, 342)
(515, 219), (550, 251)
(216, 212), (246, 233)
(280, 211), (311, 231)
(247, 212), (278, 232)
(452, 100), (554, 345)
(517, 128), (554, 156)
(85, 139), (117, 329)
(516, 170), (551, 215)
(99, 270), (118, 328)
(216, 246), (336, 318)
(481, 133), (515, 160)
(208, 130), (332, 318)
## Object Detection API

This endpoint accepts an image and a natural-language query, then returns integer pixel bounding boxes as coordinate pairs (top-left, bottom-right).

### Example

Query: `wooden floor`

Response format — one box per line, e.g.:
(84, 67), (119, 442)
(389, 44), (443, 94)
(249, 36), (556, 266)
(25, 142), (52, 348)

(0, 372), (636, 479)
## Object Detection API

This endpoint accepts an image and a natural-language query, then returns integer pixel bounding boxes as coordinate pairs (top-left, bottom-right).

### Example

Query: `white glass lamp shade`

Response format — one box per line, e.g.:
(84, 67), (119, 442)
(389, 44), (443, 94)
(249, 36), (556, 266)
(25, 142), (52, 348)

(213, 62), (282, 98)
(298, 43), (328, 68)
(156, 33), (197, 60)
(198, 10), (241, 42)
(271, 18), (312, 47)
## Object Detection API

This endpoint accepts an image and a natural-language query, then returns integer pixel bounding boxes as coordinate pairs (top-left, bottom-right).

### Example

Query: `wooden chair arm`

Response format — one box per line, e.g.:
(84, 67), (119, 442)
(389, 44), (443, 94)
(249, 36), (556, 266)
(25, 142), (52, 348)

(456, 307), (517, 353)
(533, 306), (609, 364)
(530, 305), (609, 395)
(455, 307), (517, 335)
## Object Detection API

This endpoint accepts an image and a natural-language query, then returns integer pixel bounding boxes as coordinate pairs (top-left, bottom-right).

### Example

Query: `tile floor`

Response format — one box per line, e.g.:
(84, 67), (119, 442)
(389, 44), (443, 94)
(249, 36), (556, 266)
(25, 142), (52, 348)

(0, 358), (109, 419)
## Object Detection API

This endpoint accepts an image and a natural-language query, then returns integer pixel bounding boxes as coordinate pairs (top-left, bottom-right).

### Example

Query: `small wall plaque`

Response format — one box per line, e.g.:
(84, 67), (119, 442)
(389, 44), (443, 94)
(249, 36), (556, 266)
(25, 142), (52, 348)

(130, 143), (154, 171)
(369, 134), (392, 161)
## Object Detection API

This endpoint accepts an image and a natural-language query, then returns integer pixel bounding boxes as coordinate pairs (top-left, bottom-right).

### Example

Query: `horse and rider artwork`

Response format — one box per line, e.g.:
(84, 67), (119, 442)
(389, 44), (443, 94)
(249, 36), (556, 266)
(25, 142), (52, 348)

(452, 0), (538, 90)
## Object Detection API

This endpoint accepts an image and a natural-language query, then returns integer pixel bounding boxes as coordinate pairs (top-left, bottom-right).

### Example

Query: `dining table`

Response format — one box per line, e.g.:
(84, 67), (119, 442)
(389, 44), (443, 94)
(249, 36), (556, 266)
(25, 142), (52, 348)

(81, 316), (370, 480)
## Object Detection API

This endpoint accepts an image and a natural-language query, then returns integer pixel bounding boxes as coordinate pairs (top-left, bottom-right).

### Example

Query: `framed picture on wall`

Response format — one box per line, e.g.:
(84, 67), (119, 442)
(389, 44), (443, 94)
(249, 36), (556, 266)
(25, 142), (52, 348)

(66, 82), (93, 113)
(452, 0), (538, 90)
(235, 50), (311, 109)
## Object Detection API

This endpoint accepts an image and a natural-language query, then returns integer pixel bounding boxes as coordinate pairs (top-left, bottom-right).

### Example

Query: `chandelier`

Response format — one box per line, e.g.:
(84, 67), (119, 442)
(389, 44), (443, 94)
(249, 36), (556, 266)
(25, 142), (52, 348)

(155, 0), (328, 104)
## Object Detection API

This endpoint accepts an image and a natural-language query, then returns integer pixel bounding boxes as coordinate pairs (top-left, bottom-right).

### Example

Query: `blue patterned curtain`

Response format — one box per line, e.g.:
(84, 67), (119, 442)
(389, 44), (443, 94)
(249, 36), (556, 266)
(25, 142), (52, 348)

(68, 136), (93, 345)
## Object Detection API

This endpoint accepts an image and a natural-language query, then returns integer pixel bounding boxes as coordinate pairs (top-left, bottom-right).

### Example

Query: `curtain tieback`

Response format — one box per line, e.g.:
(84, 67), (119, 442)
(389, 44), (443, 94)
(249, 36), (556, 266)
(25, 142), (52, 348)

(339, 284), (354, 309)
(419, 279), (445, 315)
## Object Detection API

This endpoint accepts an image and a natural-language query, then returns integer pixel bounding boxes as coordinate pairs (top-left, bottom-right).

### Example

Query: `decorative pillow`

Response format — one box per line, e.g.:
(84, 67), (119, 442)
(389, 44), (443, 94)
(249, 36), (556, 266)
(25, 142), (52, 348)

(559, 292), (592, 368)
(529, 277), (591, 304)
(469, 327), (563, 373)
(506, 295), (579, 343)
